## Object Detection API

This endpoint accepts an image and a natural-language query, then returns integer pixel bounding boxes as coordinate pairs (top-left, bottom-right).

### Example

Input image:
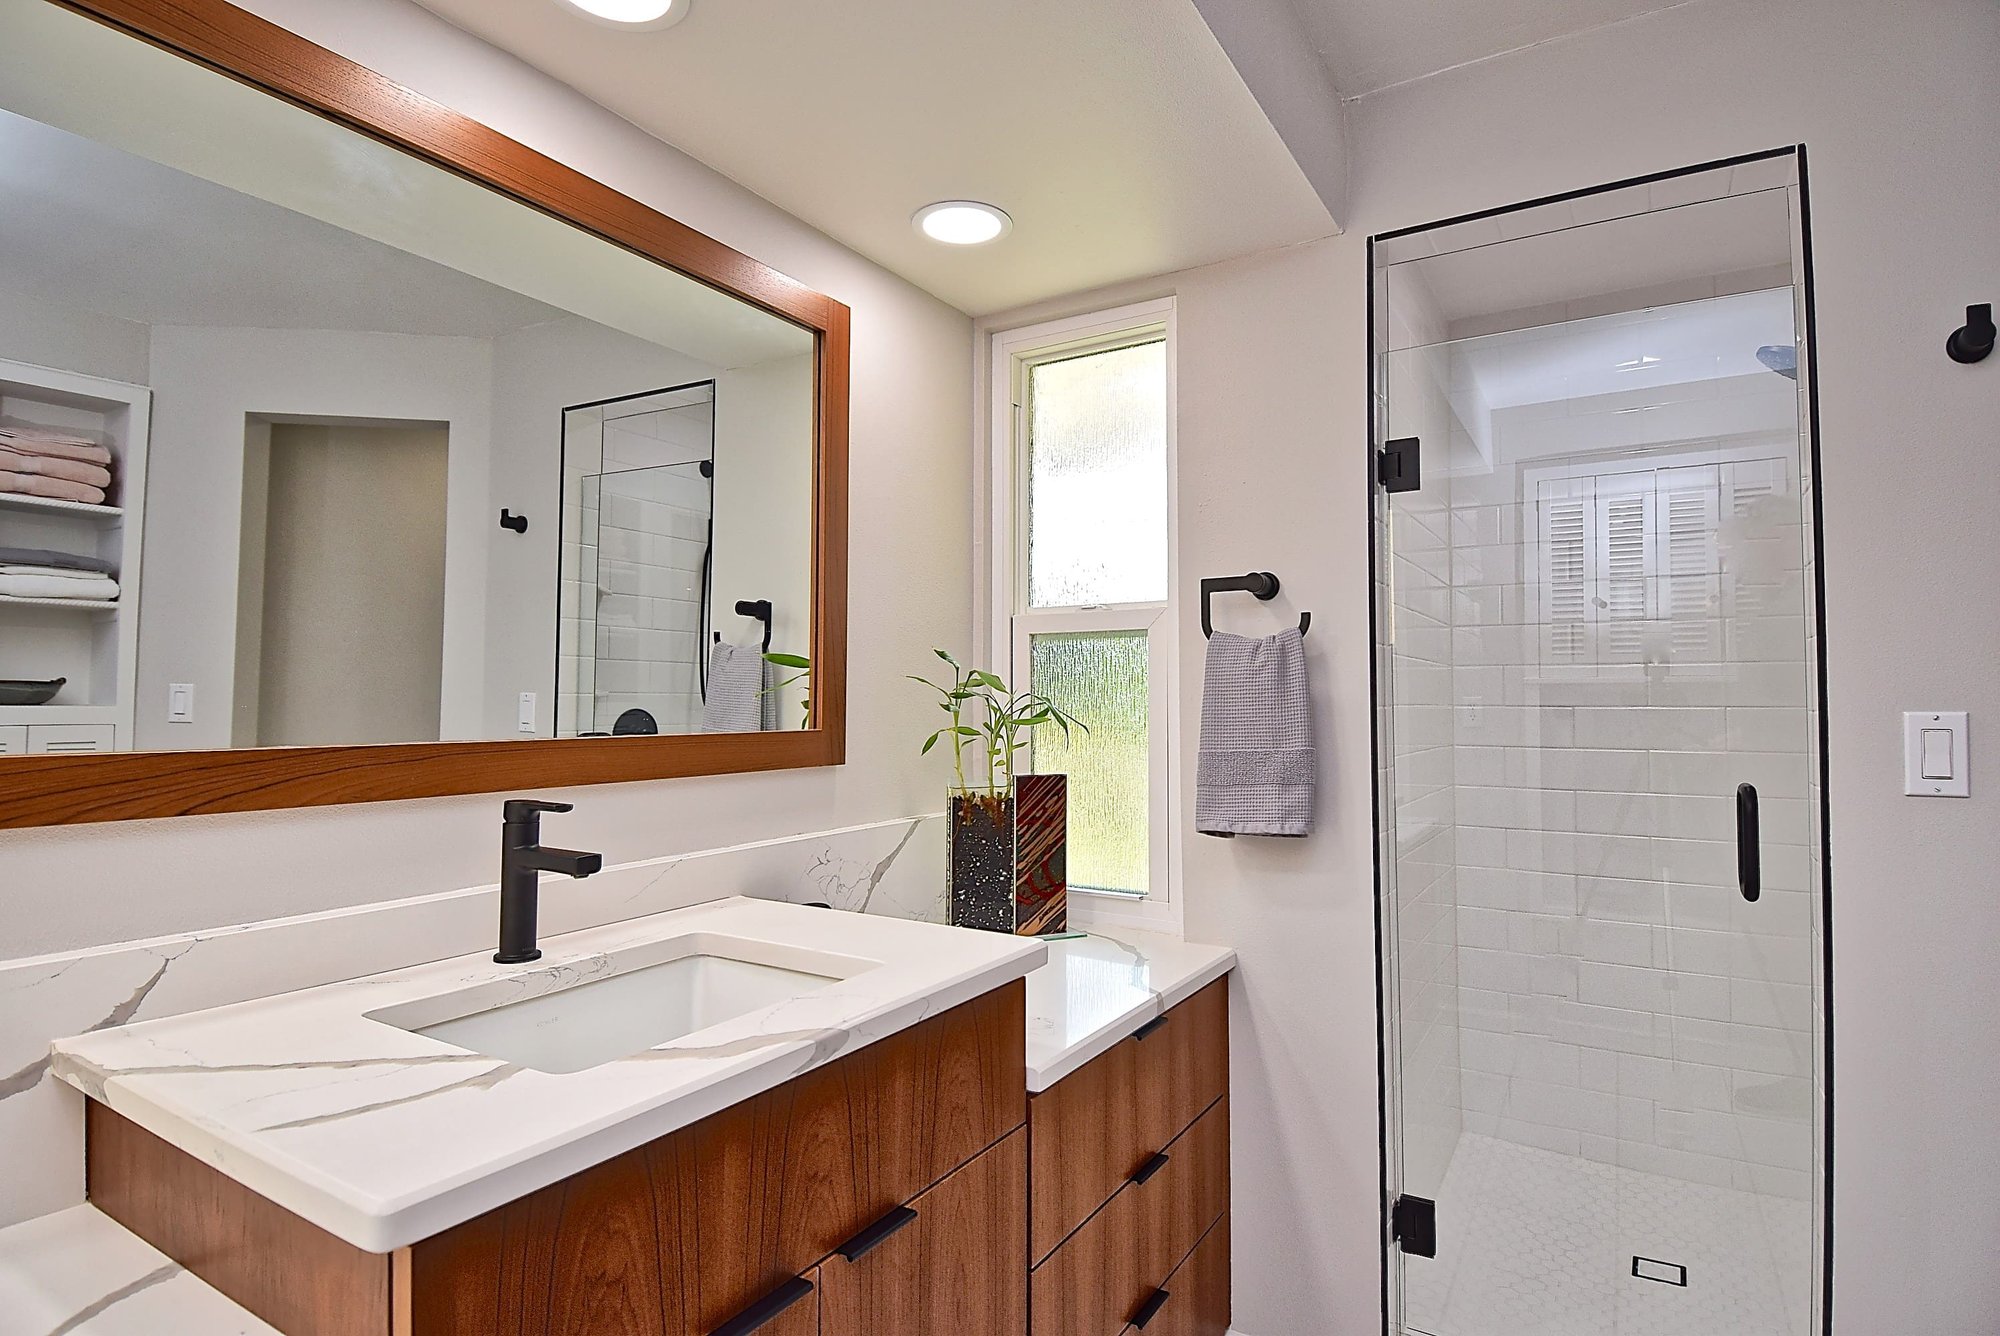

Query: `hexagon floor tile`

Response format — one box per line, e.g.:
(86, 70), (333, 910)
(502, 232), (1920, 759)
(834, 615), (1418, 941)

(1401, 1135), (1813, 1336)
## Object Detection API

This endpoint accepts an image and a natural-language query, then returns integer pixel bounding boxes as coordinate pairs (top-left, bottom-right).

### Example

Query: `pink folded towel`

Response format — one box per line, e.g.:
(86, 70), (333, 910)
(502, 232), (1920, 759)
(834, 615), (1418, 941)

(0, 447), (112, 488)
(0, 471), (107, 505)
(0, 424), (113, 466)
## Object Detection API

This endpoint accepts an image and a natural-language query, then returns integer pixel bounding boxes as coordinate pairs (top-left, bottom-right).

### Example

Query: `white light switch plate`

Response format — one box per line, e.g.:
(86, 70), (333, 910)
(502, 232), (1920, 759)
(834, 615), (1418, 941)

(1904, 710), (1969, 797)
(167, 682), (195, 724)
(518, 691), (537, 734)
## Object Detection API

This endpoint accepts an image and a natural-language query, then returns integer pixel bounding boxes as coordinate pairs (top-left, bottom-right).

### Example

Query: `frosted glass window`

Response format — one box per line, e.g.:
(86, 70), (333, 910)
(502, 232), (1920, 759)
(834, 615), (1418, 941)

(1025, 341), (1168, 608)
(1029, 631), (1150, 895)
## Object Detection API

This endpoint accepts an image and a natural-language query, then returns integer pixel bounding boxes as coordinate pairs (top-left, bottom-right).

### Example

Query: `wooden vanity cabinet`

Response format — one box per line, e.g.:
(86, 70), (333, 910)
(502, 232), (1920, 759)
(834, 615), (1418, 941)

(87, 981), (1027, 1336)
(1026, 977), (1230, 1336)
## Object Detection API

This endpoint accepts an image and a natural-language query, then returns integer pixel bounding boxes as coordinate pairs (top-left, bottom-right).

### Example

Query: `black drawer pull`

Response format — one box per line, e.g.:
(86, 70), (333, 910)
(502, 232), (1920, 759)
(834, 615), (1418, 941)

(1132, 1014), (1170, 1042)
(1130, 1151), (1171, 1185)
(710, 1275), (813, 1336)
(1130, 1287), (1173, 1329)
(835, 1204), (919, 1262)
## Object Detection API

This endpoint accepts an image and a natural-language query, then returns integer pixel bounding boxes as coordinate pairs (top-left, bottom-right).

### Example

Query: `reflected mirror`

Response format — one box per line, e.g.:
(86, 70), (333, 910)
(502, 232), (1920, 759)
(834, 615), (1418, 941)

(0, 0), (822, 764)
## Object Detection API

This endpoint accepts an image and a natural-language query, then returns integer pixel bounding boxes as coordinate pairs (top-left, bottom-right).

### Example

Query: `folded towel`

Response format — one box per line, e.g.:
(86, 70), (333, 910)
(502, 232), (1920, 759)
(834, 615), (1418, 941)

(0, 447), (112, 488)
(701, 641), (772, 733)
(0, 472), (106, 505)
(0, 567), (119, 600)
(0, 546), (115, 575)
(0, 423), (113, 466)
(1195, 628), (1315, 837)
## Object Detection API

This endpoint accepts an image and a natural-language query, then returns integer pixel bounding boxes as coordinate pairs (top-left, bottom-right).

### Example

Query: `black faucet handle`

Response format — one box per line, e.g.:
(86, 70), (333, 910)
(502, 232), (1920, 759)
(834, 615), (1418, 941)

(504, 798), (574, 823)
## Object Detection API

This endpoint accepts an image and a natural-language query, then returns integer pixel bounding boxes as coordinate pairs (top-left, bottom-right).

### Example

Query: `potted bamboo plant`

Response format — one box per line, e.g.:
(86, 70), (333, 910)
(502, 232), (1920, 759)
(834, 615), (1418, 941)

(912, 650), (1085, 935)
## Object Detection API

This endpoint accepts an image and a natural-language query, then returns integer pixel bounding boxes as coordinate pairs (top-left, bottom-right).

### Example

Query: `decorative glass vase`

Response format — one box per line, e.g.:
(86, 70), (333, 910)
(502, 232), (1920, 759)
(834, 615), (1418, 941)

(947, 773), (1068, 935)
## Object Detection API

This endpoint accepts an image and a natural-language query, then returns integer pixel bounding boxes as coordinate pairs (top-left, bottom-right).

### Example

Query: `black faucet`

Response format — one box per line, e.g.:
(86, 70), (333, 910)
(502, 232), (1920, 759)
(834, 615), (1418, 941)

(495, 799), (604, 964)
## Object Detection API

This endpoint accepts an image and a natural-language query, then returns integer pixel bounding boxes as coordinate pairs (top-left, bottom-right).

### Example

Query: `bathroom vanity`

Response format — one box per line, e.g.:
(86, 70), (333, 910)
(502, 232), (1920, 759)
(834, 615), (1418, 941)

(47, 901), (1237, 1336)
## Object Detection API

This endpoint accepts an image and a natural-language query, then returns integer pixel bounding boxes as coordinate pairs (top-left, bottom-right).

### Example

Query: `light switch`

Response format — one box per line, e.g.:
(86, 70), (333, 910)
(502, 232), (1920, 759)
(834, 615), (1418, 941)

(167, 682), (195, 724)
(1920, 729), (1955, 780)
(518, 691), (538, 734)
(1905, 711), (1969, 797)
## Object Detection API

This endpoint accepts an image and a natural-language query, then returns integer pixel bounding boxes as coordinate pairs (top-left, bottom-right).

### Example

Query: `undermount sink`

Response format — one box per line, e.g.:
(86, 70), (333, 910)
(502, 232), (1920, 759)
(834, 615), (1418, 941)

(367, 931), (875, 1075)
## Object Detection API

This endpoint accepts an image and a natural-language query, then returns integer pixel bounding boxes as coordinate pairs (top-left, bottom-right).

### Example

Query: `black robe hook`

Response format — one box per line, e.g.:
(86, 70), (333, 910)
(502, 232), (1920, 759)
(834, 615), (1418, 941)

(1948, 303), (1995, 364)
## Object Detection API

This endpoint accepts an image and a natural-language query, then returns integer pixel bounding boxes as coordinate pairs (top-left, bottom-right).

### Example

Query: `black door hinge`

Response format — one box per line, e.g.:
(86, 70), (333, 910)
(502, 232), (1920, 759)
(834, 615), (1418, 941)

(1379, 436), (1421, 494)
(1392, 1194), (1437, 1258)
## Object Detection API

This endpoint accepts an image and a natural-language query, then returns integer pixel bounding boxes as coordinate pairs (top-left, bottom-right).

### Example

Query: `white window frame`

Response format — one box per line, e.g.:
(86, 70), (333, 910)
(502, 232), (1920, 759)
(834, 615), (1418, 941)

(987, 298), (1180, 933)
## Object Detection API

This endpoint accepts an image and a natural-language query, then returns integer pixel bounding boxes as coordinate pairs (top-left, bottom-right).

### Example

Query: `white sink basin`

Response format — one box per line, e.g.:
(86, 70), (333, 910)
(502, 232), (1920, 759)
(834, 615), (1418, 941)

(367, 931), (873, 1075)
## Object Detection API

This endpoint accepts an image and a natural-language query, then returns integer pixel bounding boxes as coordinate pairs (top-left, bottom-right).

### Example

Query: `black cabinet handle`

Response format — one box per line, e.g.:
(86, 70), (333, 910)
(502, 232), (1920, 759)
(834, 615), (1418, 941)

(1130, 1287), (1173, 1329)
(835, 1204), (919, 1263)
(1737, 783), (1761, 903)
(1130, 1151), (1171, 1186)
(710, 1275), (813, 1336)
(1132, 1014), (1170, 1042)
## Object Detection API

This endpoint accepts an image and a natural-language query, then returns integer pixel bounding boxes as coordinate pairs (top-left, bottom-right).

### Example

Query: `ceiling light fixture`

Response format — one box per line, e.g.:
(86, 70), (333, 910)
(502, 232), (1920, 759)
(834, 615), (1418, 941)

(914, 201), (1012, 246)
(554, 0), (690, 30)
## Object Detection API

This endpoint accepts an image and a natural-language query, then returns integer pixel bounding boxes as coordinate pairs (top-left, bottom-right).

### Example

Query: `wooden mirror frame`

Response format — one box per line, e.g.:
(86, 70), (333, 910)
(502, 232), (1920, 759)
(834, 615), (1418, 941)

(0, 0), (849, 829)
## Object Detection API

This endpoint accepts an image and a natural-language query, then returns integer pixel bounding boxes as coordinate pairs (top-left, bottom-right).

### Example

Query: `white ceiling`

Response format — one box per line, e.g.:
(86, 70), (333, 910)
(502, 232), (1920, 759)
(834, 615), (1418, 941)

(408, 0), (1336, 316)
(0, 107), (565, 338)
(1290, 0), (1693, 98)
(1455, 286), (1797, 411)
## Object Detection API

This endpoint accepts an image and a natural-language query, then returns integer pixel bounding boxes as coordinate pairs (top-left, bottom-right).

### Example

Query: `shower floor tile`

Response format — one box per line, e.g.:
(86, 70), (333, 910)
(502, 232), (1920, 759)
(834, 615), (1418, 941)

(1403, 1134), (1811, 1336)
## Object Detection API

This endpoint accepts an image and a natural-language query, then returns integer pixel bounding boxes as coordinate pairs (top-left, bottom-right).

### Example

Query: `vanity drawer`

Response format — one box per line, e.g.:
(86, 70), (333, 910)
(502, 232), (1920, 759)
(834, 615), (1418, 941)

(401, 981), (1025, 1336)
(1030, 977), (1228, 1263)
(1120, 1215), (1229, 1336)
(819, 1127), (1026, 1336)
(1029, 1096), (1228, 1336)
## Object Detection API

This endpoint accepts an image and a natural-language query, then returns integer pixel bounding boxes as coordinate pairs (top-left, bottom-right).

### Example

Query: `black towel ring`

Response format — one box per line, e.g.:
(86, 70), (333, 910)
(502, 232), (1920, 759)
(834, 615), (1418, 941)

(734, 599), (774, 652)
(1200, 572), (1310, 638)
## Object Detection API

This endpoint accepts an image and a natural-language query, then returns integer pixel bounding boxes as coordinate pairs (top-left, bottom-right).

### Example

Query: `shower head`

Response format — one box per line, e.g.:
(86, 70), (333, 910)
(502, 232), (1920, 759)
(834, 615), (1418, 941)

(1756, 344), (1799, 380)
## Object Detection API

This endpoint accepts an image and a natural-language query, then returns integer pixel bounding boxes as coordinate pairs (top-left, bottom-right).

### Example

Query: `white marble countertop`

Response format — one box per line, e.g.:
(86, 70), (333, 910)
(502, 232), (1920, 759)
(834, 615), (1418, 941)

(50, 897), (1044, 1253)
(1024, 929), (1236, 1091)
(0, 1205), (278, 1335)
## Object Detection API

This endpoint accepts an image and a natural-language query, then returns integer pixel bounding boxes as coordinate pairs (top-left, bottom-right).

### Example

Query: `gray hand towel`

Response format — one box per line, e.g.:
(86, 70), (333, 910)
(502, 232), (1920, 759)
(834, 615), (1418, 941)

(701, 641), (772, 733)
(1195, 628), (1315, 837)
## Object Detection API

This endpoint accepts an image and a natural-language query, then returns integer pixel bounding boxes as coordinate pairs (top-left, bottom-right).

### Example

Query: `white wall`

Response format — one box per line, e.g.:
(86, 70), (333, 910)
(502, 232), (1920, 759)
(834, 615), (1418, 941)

(982, 1), (2000, 1330)
(711, 353), (816, 722)
(0, 0), (972, 963)
(136, 325), (494, 751)
(484, 314), (718, 739)
(0, 286), (148, 385)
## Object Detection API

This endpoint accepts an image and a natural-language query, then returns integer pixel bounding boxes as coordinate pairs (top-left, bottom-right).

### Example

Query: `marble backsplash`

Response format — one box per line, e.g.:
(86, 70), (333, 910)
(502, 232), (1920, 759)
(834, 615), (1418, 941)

(0, 813), (945, 1229)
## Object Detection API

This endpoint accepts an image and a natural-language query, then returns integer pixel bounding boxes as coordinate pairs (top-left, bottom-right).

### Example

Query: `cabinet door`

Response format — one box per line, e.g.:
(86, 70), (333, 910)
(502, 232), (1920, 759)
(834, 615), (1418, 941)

(820, 1128), (1027, 1336)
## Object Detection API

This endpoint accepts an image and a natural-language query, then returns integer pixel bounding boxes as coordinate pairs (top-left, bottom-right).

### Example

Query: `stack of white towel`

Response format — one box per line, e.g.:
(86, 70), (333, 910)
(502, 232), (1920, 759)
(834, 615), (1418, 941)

(0, 545), (119, 602)
(0, 422), (116, 506)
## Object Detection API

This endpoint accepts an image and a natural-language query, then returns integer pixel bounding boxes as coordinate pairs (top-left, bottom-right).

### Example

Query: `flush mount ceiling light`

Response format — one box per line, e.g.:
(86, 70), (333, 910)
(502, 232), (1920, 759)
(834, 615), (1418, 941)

(914, 201), (1012, 246)
(554, 0), (690, 30)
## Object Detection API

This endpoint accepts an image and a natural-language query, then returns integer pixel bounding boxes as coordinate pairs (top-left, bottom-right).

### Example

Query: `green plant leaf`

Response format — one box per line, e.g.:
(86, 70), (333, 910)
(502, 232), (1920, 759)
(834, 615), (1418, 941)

(764, 652), (811, 669)
(921, 732), (941, 754)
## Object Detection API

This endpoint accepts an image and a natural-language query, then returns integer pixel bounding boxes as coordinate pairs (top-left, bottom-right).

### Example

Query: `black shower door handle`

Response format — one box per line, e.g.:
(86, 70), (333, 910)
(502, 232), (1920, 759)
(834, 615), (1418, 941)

(1737, 783), (1761, 903)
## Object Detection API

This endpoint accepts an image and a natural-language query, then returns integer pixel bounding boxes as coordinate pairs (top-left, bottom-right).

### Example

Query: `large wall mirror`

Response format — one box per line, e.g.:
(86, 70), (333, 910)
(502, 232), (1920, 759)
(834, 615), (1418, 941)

(0, 0), (848, 826)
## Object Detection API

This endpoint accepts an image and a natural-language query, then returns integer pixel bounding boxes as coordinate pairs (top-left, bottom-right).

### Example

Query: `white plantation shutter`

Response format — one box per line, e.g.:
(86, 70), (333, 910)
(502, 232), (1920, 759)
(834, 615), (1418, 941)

(1539, 480), (1589, 663)
(1721, 458), (1788, 623)
(1658, 464), (1722, 663)
(1596, 473), (1654, 660)
(1532, 448), (1788, 677)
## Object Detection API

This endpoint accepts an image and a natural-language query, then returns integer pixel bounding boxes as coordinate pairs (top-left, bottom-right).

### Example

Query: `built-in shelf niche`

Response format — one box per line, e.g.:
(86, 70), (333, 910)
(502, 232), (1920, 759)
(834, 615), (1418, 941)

(0, 357), (150, 749)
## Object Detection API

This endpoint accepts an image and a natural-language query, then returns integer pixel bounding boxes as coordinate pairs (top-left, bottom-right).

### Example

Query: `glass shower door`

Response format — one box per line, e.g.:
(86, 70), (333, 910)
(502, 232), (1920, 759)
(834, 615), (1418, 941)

(1378, 285), (1822, 1336)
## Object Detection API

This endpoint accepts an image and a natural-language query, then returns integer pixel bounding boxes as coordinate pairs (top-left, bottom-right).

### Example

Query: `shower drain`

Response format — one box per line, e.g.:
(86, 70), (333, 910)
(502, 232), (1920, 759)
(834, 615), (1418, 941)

(1632, 1256), (1689, 1286)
